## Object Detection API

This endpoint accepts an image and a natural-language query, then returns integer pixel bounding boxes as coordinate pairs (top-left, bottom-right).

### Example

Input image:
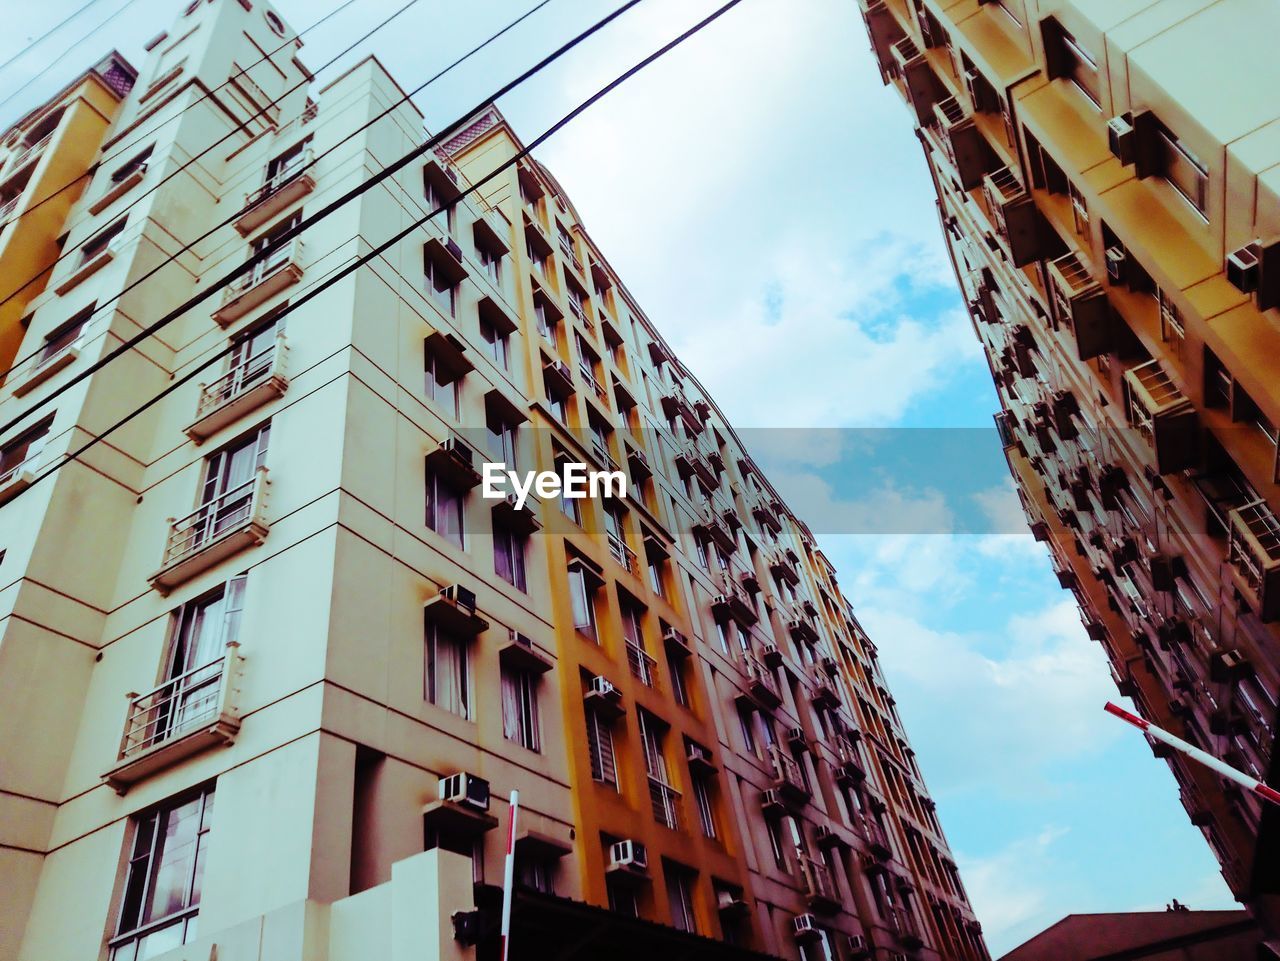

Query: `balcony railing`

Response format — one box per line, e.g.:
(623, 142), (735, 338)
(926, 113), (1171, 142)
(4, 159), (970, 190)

(560, 236), (583, 274)
(5, 132), (52, 177)
(744, 651), (782, 708)
(149, 467), (270, 591)
(768, 743), (809, 803)
(237, 149), (316, 235)
(187, 333), (288, 441)
(607, 530), (637, 574)
(214, 239), (305, 325)
(1122, 359), (1197, 473)
(0, 194), (19, 223)
(859, 813), (892, 858)
(104, 643), (242, 791)
(649, 777), (683, 831)
(1228, 498), (1280, 621)
(798, 854), (839, 912)
(626, 640), (658, 688)
(580, 363), (608, 403)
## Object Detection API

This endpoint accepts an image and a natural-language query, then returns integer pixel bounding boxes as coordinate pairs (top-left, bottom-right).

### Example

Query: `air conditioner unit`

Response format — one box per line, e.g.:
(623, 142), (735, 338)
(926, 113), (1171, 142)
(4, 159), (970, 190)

(786, 726), (807, 746)
(1107, 114), (1134, 165)
(846, 934), (870, 958)
(588, 675), (621, 702)
(503, 491), (524, 511)
(609, 839), (648, 871)
(508, 628), (534, 650)
(1105, 246), (1127, 285)
(443, 434), (475, 466)
(713, 593), (731, 608)
(687, 742), (713, 765)
(439, 772), (490, 811)
(441, 584), (477, 613)
(761, 788), (785, 812)
(1226, 243), (1262, 294)
(814, 824), (838, 846)
(547, 359), (571, 379)
(717, 889), (748, 913)
(791, 913), (820, 939)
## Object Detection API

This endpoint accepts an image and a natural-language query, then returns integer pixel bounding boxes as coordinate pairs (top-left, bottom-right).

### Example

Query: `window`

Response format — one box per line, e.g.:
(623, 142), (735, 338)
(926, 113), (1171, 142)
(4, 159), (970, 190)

(525, 235), (547, 278)
(39, 303), (93, 362)
(568, 563), (598, 639)
(479, 314), (509, 370)
(110, 144), (153, 184)
(646, 556), (666, 598)
(425, 620), (470, 718)
(196, 423), (269, 540)
(493, 511), (528, 591)
(1156, 126), (1209, 214)
(423, 176), (456, 235)
(477, 242), (503, 286)
(501, 665), (540, 751)
(425, 465), (465, 547)
(765, 816), (788, 870)
(664, 862), (697, 934)
(1158, 288), (1185, 355)
(0, 416), (51, 484)
(424, 248), (458, 317)
(80, 216), (128, 264)
(226, 310), (285, 393)
(265, 136), (311, 186)
(737, 703), (758, 756)
(585, 705), (617, 786)
(556, 458), (581, 524)
(486, 410), (518, 469)
(1044, 19), (1101, 107)
(516, 852), (556, 894)
(250, 210), (300, 269)
(670, 656), (690, 708)
(1068, 181), (1089, 237)
(110, 786), (214, 960)
(691, 773), (717, 839)
(424, 342), (459, 417)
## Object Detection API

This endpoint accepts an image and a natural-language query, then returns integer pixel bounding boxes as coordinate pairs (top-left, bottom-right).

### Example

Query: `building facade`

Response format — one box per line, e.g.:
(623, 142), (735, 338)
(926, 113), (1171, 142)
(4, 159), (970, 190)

(0, 2), (984, 960)
(0, 52), (137, 373)
(856, 0), (1280, 940)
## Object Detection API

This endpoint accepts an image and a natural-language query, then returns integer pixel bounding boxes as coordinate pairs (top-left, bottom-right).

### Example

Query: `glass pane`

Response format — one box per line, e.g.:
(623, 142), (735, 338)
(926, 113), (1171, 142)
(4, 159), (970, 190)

(143, 798), (201, 923)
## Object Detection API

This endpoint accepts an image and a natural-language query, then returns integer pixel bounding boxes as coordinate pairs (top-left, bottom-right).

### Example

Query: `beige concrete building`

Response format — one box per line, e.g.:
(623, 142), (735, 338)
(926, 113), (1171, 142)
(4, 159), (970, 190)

(0, 2), (984, 960)
(857, 0), (1280, 945)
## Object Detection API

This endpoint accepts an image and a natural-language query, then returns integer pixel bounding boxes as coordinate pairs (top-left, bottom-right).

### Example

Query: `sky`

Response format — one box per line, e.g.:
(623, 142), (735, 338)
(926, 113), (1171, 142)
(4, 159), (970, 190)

(0, 0), (1241, 954)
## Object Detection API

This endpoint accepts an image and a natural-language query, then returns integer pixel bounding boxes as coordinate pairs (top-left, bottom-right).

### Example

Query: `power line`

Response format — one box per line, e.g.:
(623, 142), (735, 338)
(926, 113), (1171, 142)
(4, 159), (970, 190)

(11, 0), (752, 511)
(0, 0), (108, 77)
(0, 0), (552, 382)
(0, 0), (624, 437)
(0, 0), (143, 113)
(0, 0), (363, 238)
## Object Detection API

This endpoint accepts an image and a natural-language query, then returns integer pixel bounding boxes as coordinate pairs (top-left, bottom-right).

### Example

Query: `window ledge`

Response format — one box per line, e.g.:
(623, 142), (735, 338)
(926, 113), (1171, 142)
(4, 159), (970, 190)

(88, 166), (146, 216)
(54, 246), (116, 296)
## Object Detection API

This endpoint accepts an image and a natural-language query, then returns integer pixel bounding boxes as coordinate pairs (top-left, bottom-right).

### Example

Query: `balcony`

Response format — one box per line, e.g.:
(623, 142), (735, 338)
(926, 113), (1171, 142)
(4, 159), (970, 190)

(3, 132), (51, 182)
(625, 440), (651, 481)
(1227, 499), (1280, 621)
(768, 744), (809, 805)
(1122, 360), (1198, 474)
(542, 357), (575, 398)
(649, 777), (683, 831)
(833, 735), (865, 785)
(858, 814), (892, 860)
(213, 239), (304, 326)
(753, 501), (781, 533)
(235, 149), (316, 235)
(769, 550), (801, 586)
(697, 509), (736, 553)
(425, 433), (483, 490)
(103, 644), (242, 792)
(810, 666), (840, 710)
(887, 906), (924, 950)
(626, 641), (658, 688)
(789, 615), (819, 645)
(660, 388), (703, 433)
(798, 855), (840, 915)
(711, 584), (756, 626)
(579, 362), (608, 405)
(890, 37), (942, 126)
(932, 96), (989, 190)
(982, 166), (1040, 266)
(1048, 252), (1110, 360)
(148, 467), (270, 592)
(743, 653), (782, 709)
(859, 0), (904, 81)
(186, 333), (288, 441)
(0, 194), (18, 223)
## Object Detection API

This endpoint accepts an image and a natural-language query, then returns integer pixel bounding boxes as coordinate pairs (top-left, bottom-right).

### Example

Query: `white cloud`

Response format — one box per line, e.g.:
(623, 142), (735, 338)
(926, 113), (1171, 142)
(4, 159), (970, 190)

(956, 826), (1069, 952)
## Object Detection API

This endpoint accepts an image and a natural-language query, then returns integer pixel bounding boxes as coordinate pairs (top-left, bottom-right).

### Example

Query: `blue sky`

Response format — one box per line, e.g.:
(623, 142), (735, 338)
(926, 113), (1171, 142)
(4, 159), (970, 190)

(0, 0), (1239, 953)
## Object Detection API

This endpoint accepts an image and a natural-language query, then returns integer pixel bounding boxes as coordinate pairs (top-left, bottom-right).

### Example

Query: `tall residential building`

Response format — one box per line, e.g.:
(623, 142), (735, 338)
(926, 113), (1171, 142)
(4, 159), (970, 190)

(0, 2), (983, 960)
(856, 0), (1280, 940)
(0, 52), (137, 371)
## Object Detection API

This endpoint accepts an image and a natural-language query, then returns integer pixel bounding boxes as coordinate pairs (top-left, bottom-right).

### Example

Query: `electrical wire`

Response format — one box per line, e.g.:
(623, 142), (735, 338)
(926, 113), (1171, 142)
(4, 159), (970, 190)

(8, 0), (751, 511)
(0, 0), (552, 382)
(0, 0), (625, 437)
(0, 0), (108, 77)
(0, 0), (144, 113)
(0, 0), (363, 236)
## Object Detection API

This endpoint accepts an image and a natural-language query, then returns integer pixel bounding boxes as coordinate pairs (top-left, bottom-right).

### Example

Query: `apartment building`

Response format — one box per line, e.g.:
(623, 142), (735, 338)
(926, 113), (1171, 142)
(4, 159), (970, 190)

(0, 2), (983, 960)
(856, 0), (1280, 942)
(0, 52), (137, 372)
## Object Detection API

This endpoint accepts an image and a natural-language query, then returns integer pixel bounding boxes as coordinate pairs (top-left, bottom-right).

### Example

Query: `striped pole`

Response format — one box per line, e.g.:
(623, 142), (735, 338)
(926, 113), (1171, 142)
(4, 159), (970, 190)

(1104, 701), (1280, 807)
(500, 789), (519, 961)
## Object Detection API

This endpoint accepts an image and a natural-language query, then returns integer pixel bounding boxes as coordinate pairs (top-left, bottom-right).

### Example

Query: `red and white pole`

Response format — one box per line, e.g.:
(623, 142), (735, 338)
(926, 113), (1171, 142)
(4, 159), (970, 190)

(1104, 701), (1280, 807)
(499, 789), (519, 961)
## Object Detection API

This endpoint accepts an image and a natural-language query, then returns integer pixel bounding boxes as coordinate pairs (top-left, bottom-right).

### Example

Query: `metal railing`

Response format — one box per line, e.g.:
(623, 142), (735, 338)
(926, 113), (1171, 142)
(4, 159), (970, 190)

(580, 363), (607, 402)
(768, 743), (805, 792)
(223, 239), (304, 303)
(1123, 359), (1188, 446)
(1229, 498), (1280, 593)
(559, 236), (583, 274)
(118, 644), (239, 759)
(797, 853), (836, 903)
(160, 467), (269, 569)
(244, 148), (314, 210)
(649, 776), (683, 830)
(607, 530), (637, 573)
(626, 640), (658, 688)
(6, 132), (52, 175)
(0, 195), (19, 223)
(745, 652), (780, 697)
(859, 813), (891, 852)
(195, 333), (287, 420)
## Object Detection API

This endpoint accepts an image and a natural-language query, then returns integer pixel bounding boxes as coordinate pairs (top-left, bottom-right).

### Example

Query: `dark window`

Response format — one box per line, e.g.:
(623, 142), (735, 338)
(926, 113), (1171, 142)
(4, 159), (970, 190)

(80, 216), (128, 263)
(425, 465), (464, 547)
